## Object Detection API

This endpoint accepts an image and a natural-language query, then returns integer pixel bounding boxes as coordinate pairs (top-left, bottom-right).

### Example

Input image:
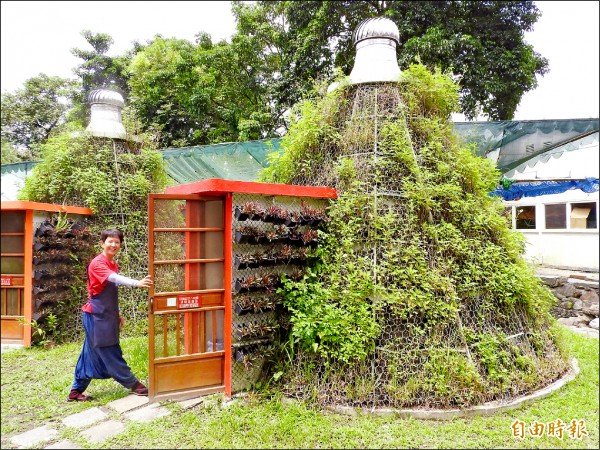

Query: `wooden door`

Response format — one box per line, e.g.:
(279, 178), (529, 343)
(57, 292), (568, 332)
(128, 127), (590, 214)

(148, 194), (232, 402)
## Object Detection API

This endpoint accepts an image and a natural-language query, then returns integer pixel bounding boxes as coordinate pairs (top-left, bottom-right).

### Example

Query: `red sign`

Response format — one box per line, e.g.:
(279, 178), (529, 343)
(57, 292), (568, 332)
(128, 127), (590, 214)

(1, 276), (12, 287)
(177, 294), (201, 309)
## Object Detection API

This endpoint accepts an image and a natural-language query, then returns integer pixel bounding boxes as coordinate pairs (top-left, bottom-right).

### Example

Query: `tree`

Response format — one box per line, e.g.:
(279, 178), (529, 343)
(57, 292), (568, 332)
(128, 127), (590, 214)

(1, 138), (22, 164)
(127, 36), (213, 147)
(1, 74), (79, 159)
(70, 30), (140, 126)
(235, 0), (548, 120)
(197, 31), (281, 141)
(127, 33), (278, 148)
(71, 30), (133, 97)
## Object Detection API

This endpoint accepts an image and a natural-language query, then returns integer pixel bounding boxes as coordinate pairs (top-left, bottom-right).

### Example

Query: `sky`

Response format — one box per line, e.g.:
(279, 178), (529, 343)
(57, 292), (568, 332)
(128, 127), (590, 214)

(1, 1), (598, 121)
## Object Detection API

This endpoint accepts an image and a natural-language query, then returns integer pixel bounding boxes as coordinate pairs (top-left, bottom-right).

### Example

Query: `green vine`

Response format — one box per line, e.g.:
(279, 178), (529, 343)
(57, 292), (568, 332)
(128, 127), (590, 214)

(264, 64), (569, 408)
(19, 125), (169, 340)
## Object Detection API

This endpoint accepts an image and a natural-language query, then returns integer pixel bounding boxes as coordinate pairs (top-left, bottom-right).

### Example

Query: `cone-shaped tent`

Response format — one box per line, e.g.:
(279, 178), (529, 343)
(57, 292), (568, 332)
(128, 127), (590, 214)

(262, 18), (569, 408)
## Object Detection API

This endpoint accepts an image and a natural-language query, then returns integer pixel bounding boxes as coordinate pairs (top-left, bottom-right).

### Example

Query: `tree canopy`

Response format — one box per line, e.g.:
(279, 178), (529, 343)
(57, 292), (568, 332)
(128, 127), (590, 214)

(127, 30), (282, 148)
(1, 74), (79, 159)
(236, 0), (548, 121)
(69, 29), (140, 126)
(1, 1), (548, 154)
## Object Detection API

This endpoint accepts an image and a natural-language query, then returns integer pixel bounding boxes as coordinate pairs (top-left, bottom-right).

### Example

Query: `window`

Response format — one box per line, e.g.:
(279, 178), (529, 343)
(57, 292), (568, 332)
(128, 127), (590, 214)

(545, 204), (566, 229)
(0, 211), (25, 232)
(1, 211), (25, 321)
(515, 206), (536, 230)
(570, 202), (597, 229)
(1, 211), (25, 275)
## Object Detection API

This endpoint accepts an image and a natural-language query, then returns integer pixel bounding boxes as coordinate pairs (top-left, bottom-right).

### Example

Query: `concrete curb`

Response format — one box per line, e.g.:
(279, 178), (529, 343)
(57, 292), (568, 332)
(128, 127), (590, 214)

(325, 358), (580, 420)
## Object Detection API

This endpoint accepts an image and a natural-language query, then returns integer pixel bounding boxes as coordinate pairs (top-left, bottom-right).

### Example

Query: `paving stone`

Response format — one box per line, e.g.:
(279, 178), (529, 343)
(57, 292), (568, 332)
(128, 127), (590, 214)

(81, 419), (125, 444)
(125, 403), (171, 422)
(61, 406), (108, 428)
(0, 344), (23, 354)
(564, 324), (599, 339)
(221, 398), (240, 409)
(106, 394), (148, 413)
(10, 424), (58, 447)
(45, 439), (82, 449)
(177, 396), (205, 409)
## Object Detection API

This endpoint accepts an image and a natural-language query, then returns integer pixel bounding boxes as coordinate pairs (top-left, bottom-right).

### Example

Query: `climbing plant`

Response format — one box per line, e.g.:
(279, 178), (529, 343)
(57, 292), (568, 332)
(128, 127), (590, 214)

(262, 64), (569, 408)
(19, 123), (169, 339)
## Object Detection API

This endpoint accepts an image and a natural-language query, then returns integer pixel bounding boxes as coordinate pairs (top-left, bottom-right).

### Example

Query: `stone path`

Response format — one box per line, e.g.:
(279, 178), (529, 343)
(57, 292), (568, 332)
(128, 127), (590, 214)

(558, 321), (600, 339)
(8, 393), (208, 449)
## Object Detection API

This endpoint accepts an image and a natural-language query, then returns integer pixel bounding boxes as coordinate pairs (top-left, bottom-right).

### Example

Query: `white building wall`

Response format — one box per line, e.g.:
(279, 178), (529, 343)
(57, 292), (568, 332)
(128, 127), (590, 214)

(516, 227), (599, 271)
(505, 137), (599, 271)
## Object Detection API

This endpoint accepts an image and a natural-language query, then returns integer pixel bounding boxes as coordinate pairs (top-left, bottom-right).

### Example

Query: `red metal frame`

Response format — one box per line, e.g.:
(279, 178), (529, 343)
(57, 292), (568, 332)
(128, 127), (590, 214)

(147, 180), (336, 398)
(223, 193), (233, 396)
(1, 201), (93, 215)
(165, 179), (336, 397)
(22, 210), (33, 347)
(165, 178), (337, 199)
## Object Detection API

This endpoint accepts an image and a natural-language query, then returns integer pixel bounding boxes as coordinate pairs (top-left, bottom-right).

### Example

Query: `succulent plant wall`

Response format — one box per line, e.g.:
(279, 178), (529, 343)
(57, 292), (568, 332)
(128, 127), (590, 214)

(230, 193), (328, 392)
(260, 64), (570, 408)
(31, 216), (96, 345)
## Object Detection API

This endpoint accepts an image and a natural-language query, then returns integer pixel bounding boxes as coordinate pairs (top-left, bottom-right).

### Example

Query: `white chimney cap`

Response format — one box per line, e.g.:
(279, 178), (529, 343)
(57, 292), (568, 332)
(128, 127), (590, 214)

(88, 89), (125, 107)
(328, 17), (402, 92)
(352, 17), (400, 46)
(86, 89), (127, 139)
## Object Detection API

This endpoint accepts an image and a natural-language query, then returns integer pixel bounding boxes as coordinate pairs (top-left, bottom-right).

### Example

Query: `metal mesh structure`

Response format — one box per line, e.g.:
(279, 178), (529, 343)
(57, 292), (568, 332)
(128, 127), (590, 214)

(286, 84), (410, 192)
(272, 83), (570, 408)
(230, 193), (328, 392)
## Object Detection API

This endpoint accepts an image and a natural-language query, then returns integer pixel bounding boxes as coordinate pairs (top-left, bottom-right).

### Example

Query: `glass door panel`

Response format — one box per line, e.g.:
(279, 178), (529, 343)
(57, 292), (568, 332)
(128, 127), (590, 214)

(148, 194), (228, 401)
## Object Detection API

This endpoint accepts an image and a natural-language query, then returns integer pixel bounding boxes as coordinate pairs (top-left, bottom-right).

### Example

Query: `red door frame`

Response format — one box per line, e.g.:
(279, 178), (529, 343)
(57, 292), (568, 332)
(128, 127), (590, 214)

(148, 193), (232, 400)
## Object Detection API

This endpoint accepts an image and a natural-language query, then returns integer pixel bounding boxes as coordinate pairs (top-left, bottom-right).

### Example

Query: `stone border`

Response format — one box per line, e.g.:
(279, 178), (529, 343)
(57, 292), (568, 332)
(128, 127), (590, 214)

(326, 358), (579, 420)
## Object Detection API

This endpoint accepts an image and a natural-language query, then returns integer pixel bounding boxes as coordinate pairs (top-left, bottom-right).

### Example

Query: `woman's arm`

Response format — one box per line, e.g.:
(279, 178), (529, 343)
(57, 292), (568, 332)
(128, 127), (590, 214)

(108, 273), (153, 288)
(108, 273), (152, 329)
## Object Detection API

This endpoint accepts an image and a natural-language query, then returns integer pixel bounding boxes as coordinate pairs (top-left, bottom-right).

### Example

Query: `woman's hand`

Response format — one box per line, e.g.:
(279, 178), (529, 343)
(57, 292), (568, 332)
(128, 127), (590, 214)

(136, 275), (153, 289)
(119, 316), (125, 329)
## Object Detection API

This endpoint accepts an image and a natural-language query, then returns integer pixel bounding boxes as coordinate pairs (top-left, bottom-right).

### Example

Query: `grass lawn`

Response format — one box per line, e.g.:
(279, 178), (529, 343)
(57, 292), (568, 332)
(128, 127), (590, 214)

(1, 325), (597, 449)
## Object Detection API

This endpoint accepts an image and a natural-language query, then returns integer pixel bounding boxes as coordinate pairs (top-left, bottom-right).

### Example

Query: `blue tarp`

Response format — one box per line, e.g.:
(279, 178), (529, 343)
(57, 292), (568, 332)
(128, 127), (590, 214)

(490, 178), (599, 201)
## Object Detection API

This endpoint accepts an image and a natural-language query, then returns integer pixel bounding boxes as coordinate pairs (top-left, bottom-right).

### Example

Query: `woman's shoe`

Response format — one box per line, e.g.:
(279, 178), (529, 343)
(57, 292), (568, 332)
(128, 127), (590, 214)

(130, 381), (148, 396)
(67, 389), (90, 402)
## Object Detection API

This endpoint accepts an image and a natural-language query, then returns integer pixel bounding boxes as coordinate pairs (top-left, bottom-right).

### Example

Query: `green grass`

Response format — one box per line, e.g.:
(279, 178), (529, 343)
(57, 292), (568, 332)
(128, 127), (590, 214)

(1, 326), (597, 449)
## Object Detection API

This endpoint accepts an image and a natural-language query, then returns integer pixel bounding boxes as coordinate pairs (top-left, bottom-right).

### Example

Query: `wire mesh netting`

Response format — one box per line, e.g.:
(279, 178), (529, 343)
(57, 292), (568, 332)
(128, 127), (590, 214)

(270, 83), (570, 409)
(91, 139), (158, 327)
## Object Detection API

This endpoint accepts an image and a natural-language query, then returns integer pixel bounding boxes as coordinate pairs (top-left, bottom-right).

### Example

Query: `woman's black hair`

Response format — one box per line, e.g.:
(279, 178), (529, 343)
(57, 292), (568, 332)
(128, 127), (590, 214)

(100, 229), (124, 243)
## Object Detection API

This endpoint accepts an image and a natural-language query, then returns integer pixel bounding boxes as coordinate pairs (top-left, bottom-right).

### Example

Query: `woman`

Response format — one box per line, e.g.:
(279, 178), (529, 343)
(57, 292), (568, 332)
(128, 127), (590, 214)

(68, 229), (152, 402)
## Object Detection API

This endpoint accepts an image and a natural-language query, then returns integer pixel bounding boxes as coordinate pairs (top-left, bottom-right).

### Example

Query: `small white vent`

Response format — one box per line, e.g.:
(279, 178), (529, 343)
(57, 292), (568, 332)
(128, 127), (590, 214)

(86, 89), (127, 139)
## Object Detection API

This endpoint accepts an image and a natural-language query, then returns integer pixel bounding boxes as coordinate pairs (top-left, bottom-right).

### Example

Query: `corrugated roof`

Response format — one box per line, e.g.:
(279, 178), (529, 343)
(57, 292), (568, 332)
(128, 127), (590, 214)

(504, 131), (599, 178)
(452, 118), (599, 171)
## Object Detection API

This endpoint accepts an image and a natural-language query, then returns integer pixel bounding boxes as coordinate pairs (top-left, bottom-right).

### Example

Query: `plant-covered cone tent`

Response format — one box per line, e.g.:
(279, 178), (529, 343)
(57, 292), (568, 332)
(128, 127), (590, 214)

(261, 18), (569, 409)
